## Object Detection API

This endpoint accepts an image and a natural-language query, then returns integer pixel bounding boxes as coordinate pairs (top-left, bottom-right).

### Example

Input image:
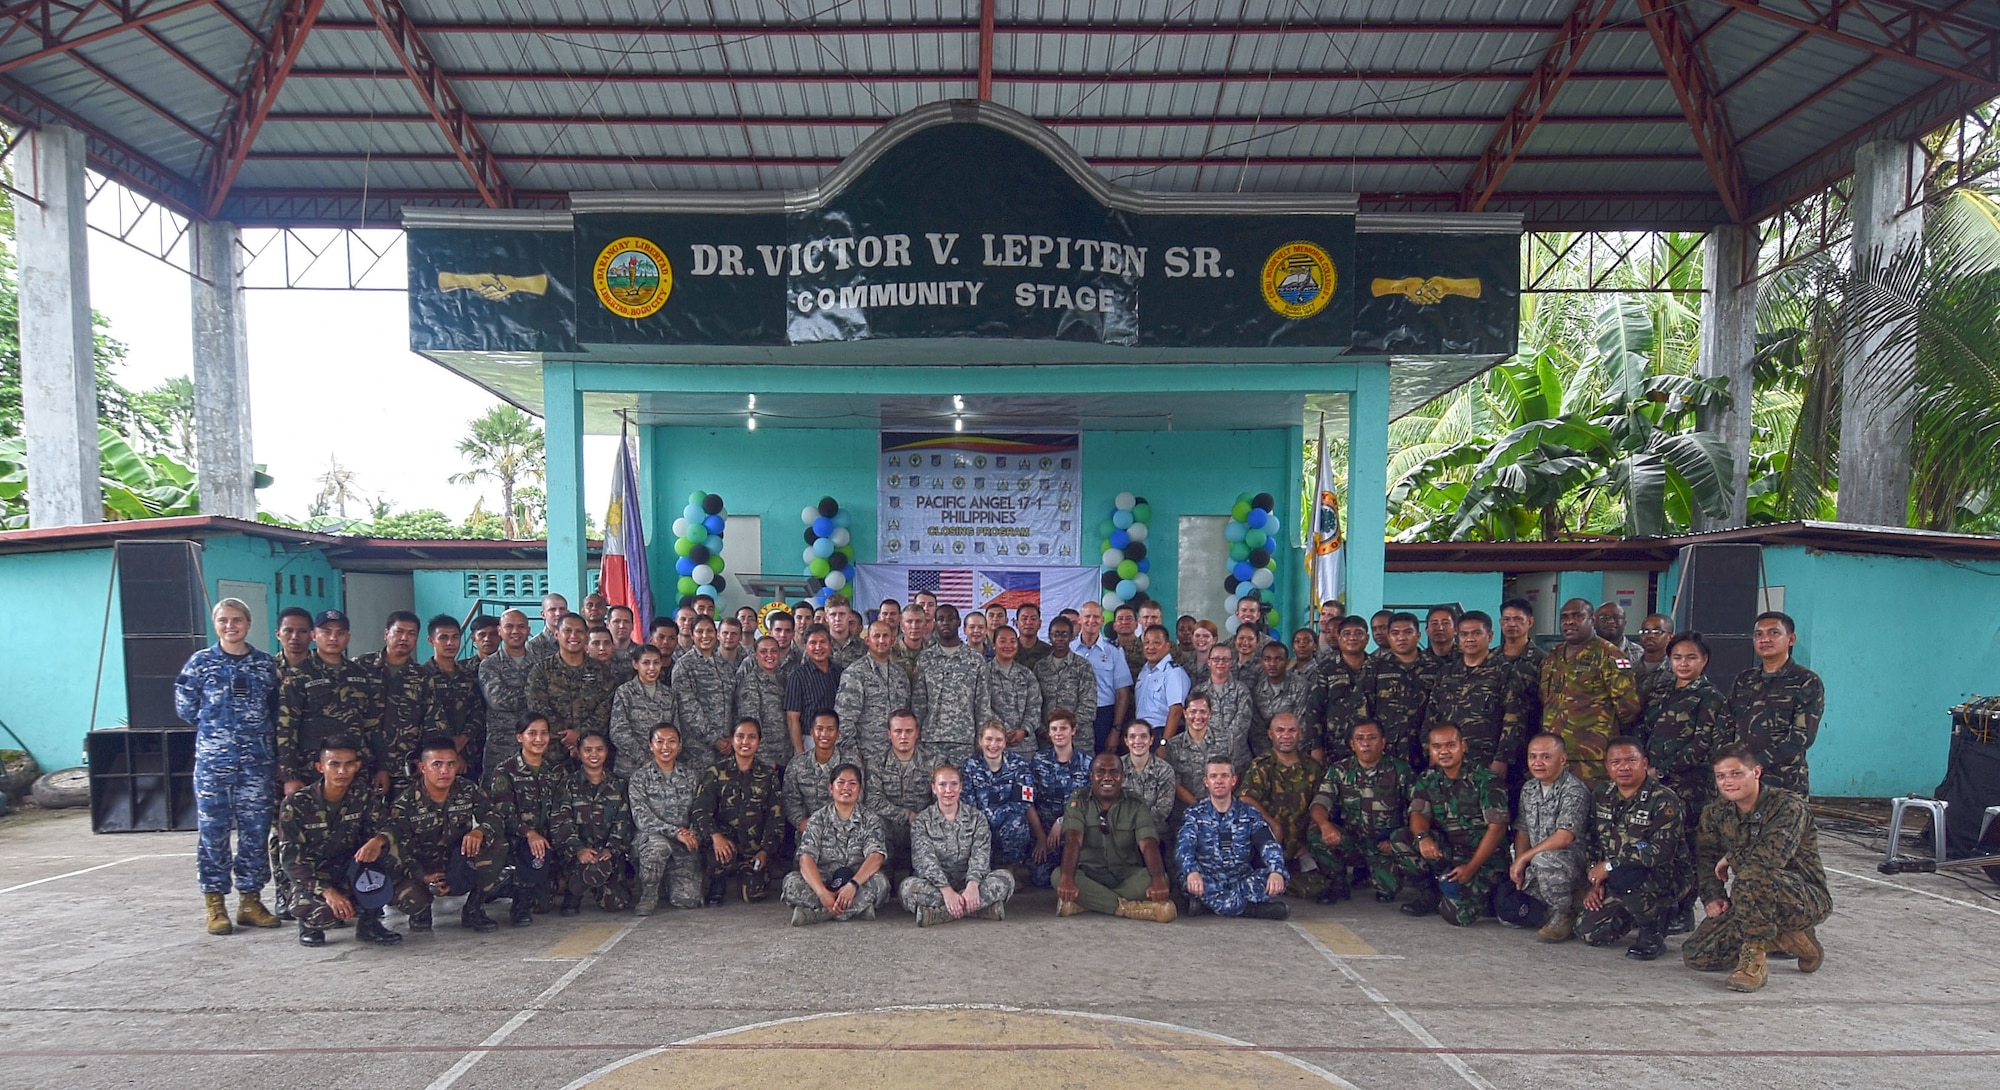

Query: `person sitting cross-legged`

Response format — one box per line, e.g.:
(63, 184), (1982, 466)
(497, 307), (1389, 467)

(901, 763), (1016, 927)
(1176, 756), (1290, 920)
(782, 762), (891, 926)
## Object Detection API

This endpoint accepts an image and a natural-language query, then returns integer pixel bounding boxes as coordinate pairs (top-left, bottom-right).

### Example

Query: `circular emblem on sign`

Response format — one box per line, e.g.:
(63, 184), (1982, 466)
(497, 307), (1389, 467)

(593, 237), (672, 319)
(1260, 242), (1336, 320)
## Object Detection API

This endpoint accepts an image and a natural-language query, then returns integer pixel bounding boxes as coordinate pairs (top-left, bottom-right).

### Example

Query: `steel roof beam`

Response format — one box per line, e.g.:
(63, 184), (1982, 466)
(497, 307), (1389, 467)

(135, 25), (232, 95)
(360, 0), (509, 208)
(201, 0), (324, 218)
(0, 72), (198, 215)
(0, 0), (220, 77)
(1706, 0), (1999, 90)
(1754, 74), (1996, 216)
(1637, 0), (1751, 223)
(287, 67), (1665, 85)
(1461, 0), (1620, 212)
(243, 150), (1706, 168)
(304, 19), (1650, 37)
(976, 0), (994, 100)
(261, 110), (1694, 127)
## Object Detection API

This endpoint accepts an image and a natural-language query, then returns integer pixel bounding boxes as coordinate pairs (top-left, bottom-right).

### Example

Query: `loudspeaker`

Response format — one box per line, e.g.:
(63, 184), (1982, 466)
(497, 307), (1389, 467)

(1670, 544), (1762, 683)
(116, 540), (205, 636)
(87, 727), (197, 833)
(122, 634), (206, 728)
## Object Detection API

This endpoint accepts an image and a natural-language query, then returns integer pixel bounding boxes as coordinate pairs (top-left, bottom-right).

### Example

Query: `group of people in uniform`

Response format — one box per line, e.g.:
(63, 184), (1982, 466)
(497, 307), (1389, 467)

(173, 584), (1831, 992)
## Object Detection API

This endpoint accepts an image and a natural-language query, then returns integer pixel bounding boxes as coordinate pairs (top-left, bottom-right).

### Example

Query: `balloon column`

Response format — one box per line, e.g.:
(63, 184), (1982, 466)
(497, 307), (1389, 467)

(1097, 491), (1152, 610)
(800, 495), (856, 606)
(672, 491), (728, 604)
(1222, 490), (1281, 632)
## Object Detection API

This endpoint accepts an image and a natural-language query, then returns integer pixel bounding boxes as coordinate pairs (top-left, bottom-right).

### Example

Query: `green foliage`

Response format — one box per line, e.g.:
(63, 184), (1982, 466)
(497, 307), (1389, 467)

(450, 404), (545, 538)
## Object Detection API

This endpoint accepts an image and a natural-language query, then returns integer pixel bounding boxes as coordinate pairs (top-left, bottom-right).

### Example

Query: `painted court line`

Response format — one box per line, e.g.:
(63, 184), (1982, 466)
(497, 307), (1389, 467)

(0, 853), (194, 896)
(425, 918), (640, 1090)
(1826, 866), (2000, 918)
(1290, 921), (1499, 1090)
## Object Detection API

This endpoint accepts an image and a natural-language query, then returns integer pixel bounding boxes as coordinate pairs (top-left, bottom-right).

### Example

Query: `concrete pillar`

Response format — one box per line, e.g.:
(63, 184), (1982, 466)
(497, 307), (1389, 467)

(1344, 363), (1390, 621)
(543, 362), (588, 605)
(1284, 419), (1306, 629)
(17, 125), (99, 527)
(1697, 224), (1755, 529)
(1837, 138), (1926, 527)
(190, 220), (257, 519)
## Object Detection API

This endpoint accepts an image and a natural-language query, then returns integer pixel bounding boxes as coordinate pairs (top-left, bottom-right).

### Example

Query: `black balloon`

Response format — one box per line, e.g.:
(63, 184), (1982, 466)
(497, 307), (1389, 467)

(808, 576), (825, 592)
(818, 496), (840, 517)
(827, 552), (848, 571)
(711, 575), (727, 592)
(1241, 588), (1262, 603)
(1223, 575), (1240, 593)
(1134, 496), (1148, 506)
(689, 544), (710, 563)
(804, 529), (818, 545)
(1248, 548), (1269, 568)
(1102, 572), (1122, 591)
(1124, 541), (1147, 562)
(678, 593), (698, 609)
(1252, 492), (1275, 511)
(702, 494), (725, 515)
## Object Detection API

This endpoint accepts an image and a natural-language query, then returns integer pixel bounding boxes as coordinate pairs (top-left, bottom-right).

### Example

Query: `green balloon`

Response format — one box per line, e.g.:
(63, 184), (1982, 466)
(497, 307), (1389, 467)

(686, 525), (709, 546)
(1098, 520), (1114, 538)
(674, 538), (693, 557)
(688, 490), (707, 506)
(1232, 502), (1252, 521)
(677, 575), (698, 595)
(809, 558), (831, 578)
(1229, 542), (1249, 562)
(1131, 503), (1151, 523)
(1246, 528), (1267, 549)
(710, 554), (725, 574)
(838, 545), (855, 557)
(1237, 491), (1253, 504)
(1117, 559), (1139, 580)
(836, 584), (853, 599)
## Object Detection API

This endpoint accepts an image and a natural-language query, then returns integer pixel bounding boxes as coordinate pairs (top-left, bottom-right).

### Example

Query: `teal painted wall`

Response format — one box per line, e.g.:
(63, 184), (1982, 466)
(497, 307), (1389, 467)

(1384, 572), (1505, 616)
(0, 549), (127, 770)
(200, 534), (342, 624)
(644, 425), (1298, 623)
(1558, 571), (1606, 608)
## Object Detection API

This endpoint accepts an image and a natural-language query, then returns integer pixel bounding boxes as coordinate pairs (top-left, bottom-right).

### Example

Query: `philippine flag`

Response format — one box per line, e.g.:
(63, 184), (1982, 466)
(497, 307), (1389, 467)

(599, 431), (652, 639)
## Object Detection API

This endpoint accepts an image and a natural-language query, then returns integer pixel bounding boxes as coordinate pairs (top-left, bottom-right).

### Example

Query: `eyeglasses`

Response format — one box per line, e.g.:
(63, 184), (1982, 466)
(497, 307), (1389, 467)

(1639, 627), (1669, 636)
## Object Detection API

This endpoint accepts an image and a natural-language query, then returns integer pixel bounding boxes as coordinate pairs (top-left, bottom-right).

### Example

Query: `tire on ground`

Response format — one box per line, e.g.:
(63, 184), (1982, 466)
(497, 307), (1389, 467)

(31, 767), (90, 809)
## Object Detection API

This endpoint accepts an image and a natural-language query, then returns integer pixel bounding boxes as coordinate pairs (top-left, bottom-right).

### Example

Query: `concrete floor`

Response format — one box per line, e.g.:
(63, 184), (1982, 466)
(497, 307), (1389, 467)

(2, 804), (1996, 1090)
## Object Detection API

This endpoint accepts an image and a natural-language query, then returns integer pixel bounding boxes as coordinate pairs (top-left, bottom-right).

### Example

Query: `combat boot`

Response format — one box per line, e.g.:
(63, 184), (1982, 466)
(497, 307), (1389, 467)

(356, 909), (405, 946)
(1243, 901), (1291, 921)
(791, 905), (830, 927)
(1666, 898), (1695, 935)
(1315, 876), (1351, 905)
(510, 896), (534, 927)
(976, 902), (1005, 921)
(407, 907), (433, 932)
(560, 893), (582, 917)
(1183, 897), (1211, 917)
(916, 906), (948, 928)
(1115, 898), (1177, 923)
(706, 876), (727, 907)
(236, 891), (282, 929)
(460, 890), (500, 934)
(1400, 884), (1441, 919)
(634, 894), (658, 918)
(1625, 919), (1666, 961)
(1536, 912), (1575, 943)
(1726, 942), (1769, 992)
(204, 892), (234, 935)
(297, 921), (325, 947)
(1775, 927), (1824, 972)
(1055, 898), (1085, 917)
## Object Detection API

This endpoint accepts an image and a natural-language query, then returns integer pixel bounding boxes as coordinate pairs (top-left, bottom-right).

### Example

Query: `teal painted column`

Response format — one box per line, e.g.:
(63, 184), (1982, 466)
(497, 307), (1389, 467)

(1285, 420), (1306, 632)
(543, 362), (588, 605)
(1345, 363), (1390, 621)
(637, 422), (668, 619)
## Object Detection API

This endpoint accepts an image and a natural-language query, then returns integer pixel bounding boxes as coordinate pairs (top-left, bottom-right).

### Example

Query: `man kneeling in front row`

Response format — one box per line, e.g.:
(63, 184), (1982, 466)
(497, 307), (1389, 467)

(1684, 744), (1832, 992)
(1178, 756), (1290, 920)
(276, 734), (402, 947)
(386, 735), (510, 933)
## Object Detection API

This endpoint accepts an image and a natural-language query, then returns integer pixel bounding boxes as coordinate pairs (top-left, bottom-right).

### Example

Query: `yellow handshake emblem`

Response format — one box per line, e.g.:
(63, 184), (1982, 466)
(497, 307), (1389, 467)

(1370, 276), (1481, 305)
(438, 272), (550, 301)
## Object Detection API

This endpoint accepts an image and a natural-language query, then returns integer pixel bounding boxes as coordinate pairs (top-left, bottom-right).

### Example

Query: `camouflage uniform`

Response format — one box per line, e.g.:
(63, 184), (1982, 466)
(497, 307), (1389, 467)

(526, 657), (619, 768)
(1515, 771), (1591, 919)
(978, 658), (1045, 757)
(524, 628), (560, 663)
(1309, 755), (1416, 897)
(1539, 639), (1641, 782)
(1720, 660), (1825, 796)
(829, 632), (868, 670)
(1191, 675), (1257, 769)
(901, 802), (1016, 913)
(1390, 766), (1510, 926)
(1643, 676), (1725, 823)
(609, 678), (675, 779)
(628, 760), (706, 911)
(1500, 644), (1547, 739)
(1250, 670), (1323, 757)
(1175, 798), (1288, 915)
(383, 779), (506, 912)
(1579, 775), (1690, 945)
(960, 752), (1038, 866)
(1030, 746), (1093, 886)
(477, 650), (537, 775)
(670, 652), (736, 762)
(782, 803), (891, 920)
(1425, 655), (1526, 770)
(1033, 652), (1097, 731)
(276, 781), (389, 928)
(917, 642), (986, 763)
(1015, 637), (1051, 672)
(1238, 753), (1327, 894)
(277, 655), (385, 785)
(866, 745), (947, 873)
(359, 653), (431, 792)
(1118, 634), (1146, 679)
(421, 659), (488, 782)
(177, 644), (283, 896)
(1684, 786), (1831, 970)
(553, 768), (633, 910)
(1121, 753), (1179, 834)
(1363, 653), (1442, 767)
(1315, 655), (1373, 763)
(1163, 726), (1238, 825)
(835, 655), (913, 762)
(486, 754), (569, 904)
(691, 758), (786, 900)
(733, 665), (793, 766)
(891, 640), (927, 689)
(784, 745), (863, 835)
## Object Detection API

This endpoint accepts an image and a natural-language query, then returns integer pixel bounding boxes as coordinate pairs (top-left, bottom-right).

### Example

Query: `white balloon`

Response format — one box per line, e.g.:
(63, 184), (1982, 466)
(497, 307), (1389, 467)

(1102, 548), (1124, 568)
(692, 564), (715, 584)
(1126, 521), (1148, 543)
(824, 569), (847, 590)
(831, 528), (851, 547)
(1114, 491), (1136, 511)
(672, 517), (690, 537)
(1224, 616), (1241, 634)
(803, 546), (819, 565)
(1102, 592), (1123, 610)
(1133, 573), (1150, 592)
(801, 506), (819, 525)
(1224, 593), (1240, 614)
(1250, 567), (1275, 589)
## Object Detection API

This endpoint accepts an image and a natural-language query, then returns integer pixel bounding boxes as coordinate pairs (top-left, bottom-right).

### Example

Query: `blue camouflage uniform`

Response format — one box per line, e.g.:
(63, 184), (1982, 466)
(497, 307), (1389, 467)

(1029, 745), (1092, 886)
(175, 644), (283, 894)
(960, 752), (1037, 867)
(1175, 797), (1287, 916)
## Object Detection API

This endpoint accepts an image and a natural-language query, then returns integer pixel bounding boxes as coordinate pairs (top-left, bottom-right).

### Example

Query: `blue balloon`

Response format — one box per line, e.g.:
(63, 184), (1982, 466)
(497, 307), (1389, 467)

(1112, 510), (1134, 529)
(1109, 529), (1131, 550)
(1224, 521), (1248, 543)
(1136, 558), (1150, 574)
(1232, 560), (1255, 581)
(696, 583), (719, 599)
(1246, 507), (1268, 529)
(813, 516), (835, 537)
(1116, 579), (1137, 600)
(833, 510), (852, 530)
(812, 537), (836, 559)
(704, 513), (726, 534)
(675, 556), (695, 576)
(683, 503), (704, 523)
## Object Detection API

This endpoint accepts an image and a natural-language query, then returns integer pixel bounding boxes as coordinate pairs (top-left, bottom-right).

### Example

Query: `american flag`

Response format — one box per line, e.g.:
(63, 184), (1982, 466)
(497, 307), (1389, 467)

(909, 569), (977, 608)
(909, 569), (1040, 609)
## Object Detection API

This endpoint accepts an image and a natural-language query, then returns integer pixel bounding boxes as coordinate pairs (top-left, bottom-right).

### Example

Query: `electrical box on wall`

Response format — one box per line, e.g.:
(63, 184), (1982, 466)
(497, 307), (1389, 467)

(1602, 572), (1650, 633)
(1505, 572), (1559, 637)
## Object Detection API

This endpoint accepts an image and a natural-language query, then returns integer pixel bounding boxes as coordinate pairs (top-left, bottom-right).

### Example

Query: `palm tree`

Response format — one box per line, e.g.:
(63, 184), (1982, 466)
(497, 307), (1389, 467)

(449, 404), (545, 538)
(313, 456), (366, 517)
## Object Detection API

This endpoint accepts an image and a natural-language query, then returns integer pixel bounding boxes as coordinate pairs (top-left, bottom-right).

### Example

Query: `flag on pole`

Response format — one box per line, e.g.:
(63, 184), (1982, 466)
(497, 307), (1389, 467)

(1308, 414), (1344, 607)
(599, 427), (651, 639)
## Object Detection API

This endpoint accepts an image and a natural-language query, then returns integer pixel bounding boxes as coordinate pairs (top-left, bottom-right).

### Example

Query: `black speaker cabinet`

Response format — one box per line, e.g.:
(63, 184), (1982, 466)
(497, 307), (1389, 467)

(1671, 543), (1763, 683)
(122, 634), (206, 728)
(87, 727), (197, 833)
(115, 540), (205, 636)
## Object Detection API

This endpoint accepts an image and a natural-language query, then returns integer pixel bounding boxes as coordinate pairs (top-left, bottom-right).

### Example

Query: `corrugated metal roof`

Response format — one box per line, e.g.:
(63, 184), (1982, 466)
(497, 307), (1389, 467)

(0, 0), (1989, 226)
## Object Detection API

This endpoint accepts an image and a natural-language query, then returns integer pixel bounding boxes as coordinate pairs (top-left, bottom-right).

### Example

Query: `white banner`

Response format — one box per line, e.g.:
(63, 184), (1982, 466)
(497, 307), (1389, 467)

(878, 432), (1081, 568)
(851, 564), (1101, 628)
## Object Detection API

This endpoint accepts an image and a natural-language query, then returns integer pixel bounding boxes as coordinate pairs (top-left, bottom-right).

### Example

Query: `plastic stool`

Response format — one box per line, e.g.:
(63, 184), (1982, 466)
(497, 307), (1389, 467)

(1879, 797), (1947, 874)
